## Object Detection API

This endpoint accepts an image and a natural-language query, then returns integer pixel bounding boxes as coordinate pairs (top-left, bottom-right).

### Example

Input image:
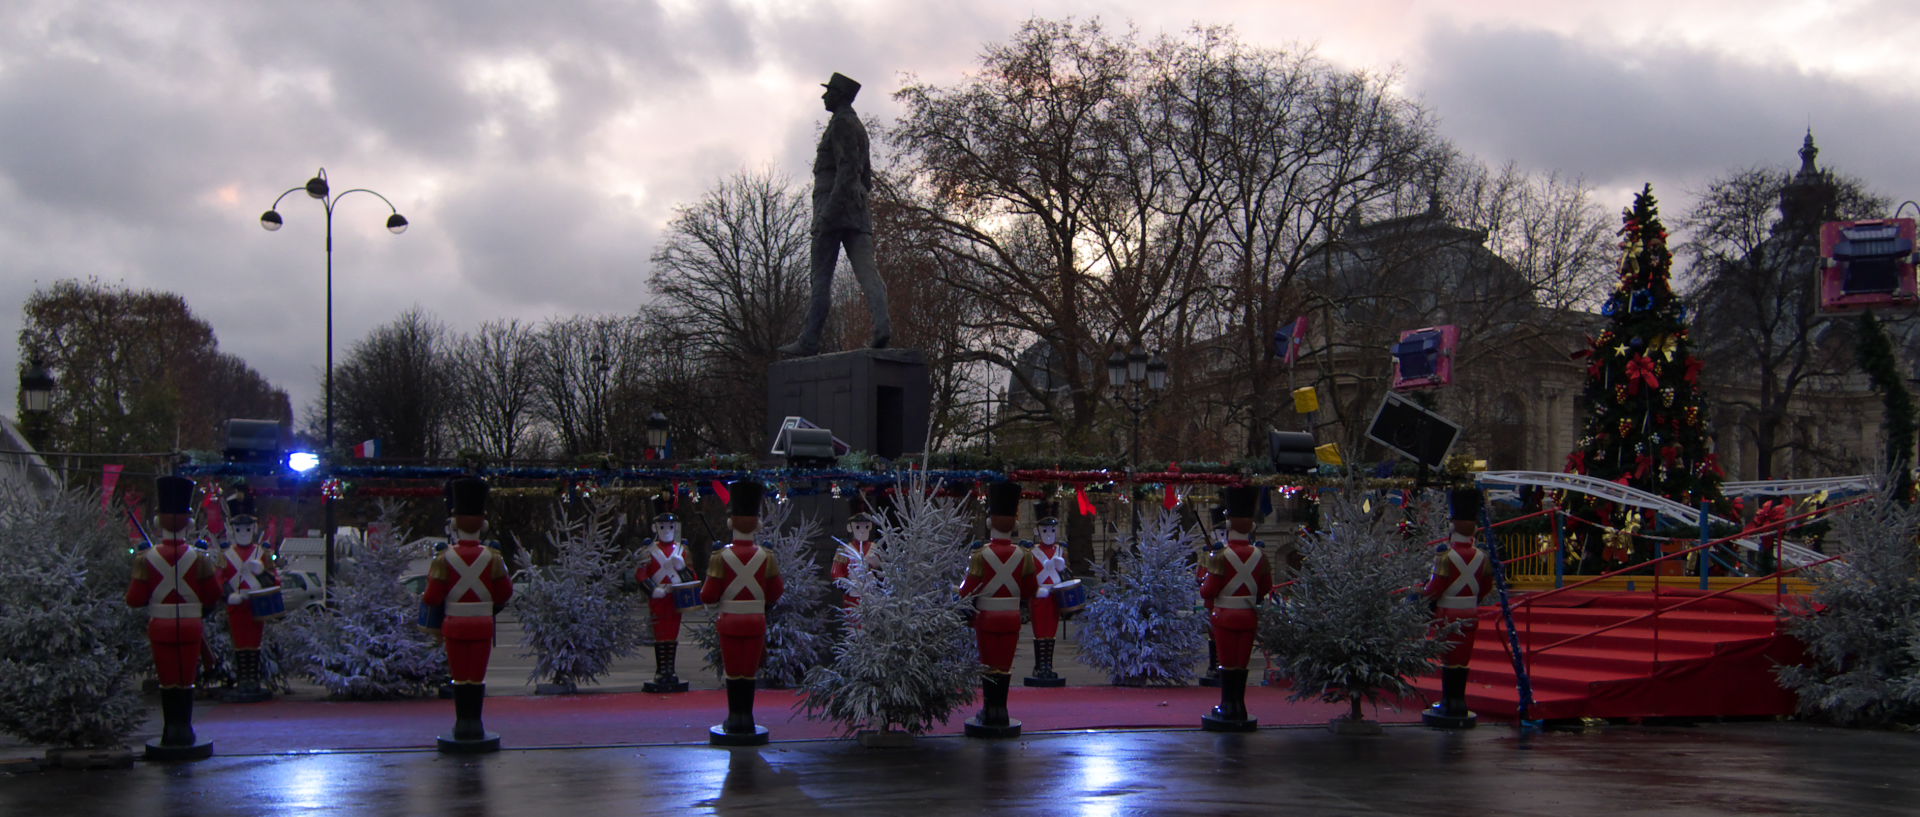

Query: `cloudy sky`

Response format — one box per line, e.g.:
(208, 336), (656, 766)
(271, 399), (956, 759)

(6, 0), (1918, 418)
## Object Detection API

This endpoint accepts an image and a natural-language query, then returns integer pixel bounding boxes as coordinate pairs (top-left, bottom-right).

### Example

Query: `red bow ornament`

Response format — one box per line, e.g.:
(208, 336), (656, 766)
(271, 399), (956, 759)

(1565, 451), (1588, 475)
(1684, 357), (1703, 385)
(1625, 355), (1660, 395)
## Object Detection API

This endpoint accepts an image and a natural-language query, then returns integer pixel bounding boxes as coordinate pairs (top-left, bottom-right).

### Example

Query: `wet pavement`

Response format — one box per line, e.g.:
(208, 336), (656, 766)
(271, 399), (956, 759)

(5, 721), (1917, 816)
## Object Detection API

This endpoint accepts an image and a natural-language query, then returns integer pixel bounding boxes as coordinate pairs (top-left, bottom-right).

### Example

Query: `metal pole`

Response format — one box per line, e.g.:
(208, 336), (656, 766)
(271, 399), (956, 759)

(1697, 500), (1711, 591)
(322, 199), (336, 600)
(1552, 507), (1566, 589)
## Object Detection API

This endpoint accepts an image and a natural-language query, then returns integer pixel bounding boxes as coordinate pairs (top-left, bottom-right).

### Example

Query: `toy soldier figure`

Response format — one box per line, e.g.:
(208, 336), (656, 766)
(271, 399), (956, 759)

(701, 480), (784, 746)
(1422, 487), (1493, 729)
(1197, 504), (1228, 687)
(216, 487), (277, 703)
(1022, 501), (1069, 687)
(777, 72), (891, 356)
(1200, 486), (1272, 732)
(422, 477), (514, 753)
(957, 482), (1039, 738)
(126, 475), (221, 760)
(831, 499), (881, 607)
(637, 498), (695, 693)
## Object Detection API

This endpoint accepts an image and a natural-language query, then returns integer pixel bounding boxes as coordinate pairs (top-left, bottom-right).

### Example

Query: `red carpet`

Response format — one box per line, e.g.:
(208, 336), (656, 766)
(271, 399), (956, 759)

(197, 685), (1425, 753)
(1413, 590), (1803, 721)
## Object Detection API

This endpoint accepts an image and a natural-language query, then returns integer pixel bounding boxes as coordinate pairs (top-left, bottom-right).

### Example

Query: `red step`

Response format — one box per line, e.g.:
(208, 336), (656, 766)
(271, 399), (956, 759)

(1411, 590), (1802, 721)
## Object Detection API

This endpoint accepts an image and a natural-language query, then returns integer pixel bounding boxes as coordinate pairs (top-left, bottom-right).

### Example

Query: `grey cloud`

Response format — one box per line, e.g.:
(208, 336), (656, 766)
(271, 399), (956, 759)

(1412, 23), (1920, 205)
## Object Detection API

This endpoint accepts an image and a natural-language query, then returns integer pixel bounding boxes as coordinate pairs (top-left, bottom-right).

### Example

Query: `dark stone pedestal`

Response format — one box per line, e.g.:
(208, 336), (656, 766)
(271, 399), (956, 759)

(436, 733), (501, 754)
(767, 348), (931, 462)
(143, 738), (213, 761)
(1421, 707), (1478, 730)
(1201, 714), (1259, 733)
(710, 725), (770, 746)
(963, 718), (1022, 739)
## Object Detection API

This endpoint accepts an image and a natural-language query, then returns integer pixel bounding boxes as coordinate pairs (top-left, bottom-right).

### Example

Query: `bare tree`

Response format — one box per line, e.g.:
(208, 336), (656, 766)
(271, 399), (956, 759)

(646, 168), (811, 453)
(446, 318), (545, 462)
(532, 315), (645, 459)
(1683, 142), (1886, 478)
(321, 307), (454, 460)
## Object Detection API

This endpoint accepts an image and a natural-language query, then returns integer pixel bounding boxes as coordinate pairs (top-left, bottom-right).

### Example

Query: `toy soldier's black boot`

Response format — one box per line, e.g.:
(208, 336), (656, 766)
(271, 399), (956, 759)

(225, 649), (271, 703)
(1423, 667), (1477, 729)
(965, 673), (1022, 738)
(438, 684), (501, 753)
(145, 687), (213, 760)
(644, 642), (689, 693)
(1199, 640), (1222, 687)
(710, 678), (770, 746)
(1203, 669), (1258, 732)
(1024, 639), (1066, 687)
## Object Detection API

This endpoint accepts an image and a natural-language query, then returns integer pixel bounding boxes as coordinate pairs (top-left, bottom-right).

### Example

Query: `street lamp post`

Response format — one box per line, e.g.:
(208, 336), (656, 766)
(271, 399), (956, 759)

(260, 168), (408, 598)
(646, 411), (669, 461)
(1106, 343), (1170, 551)
(18, 359), (54, 450)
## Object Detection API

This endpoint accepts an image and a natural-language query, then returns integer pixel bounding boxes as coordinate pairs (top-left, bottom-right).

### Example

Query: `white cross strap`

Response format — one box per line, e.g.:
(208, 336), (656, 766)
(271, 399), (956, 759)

(1218, 544), (1259, 601)
(1438, 548), (1487, 610)
(719, 546), (768, 613)
(445, 547), (496, 610)
(146, 547), (202, 618)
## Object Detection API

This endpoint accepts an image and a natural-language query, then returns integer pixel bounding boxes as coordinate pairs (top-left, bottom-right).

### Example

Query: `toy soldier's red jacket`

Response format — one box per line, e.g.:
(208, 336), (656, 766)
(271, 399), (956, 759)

(1200, 539), (1272, 671)
(1028, 541), (1068, 639)
(126, 540), (222, 687)
(1421, 533), (1492, 668)
(422, 540), (514, 683)
(635, 539), (690, 642)
(957, 538), (1038, 673)
(831, 537), (877, 607)
(700, 540), (785, 679)
(216, 542), (276, 649)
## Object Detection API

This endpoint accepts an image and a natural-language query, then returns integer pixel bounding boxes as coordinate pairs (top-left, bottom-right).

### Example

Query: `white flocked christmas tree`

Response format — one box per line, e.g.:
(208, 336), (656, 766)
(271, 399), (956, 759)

(1259, 488), (1455, 725)
(279, 498), (444, 699)
(799, 477), (978, 735)
(0, 477), (146, 749)
(1776, 477), (1920, 726)
(512, 498), (644, 692)
(1073, 506), (1209, 685)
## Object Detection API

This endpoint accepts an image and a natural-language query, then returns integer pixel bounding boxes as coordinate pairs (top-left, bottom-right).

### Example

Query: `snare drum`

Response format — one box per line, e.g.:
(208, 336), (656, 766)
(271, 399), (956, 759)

(1051, 579), (1087, 617)
(246, 586), (286, 620)
(670, 580), (704, 610)
(417, 601), (445, 632)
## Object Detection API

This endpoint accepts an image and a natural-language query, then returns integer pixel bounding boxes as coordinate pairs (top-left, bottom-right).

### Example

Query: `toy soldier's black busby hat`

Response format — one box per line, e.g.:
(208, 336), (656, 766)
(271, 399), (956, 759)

(157, 476), (194, 515)
(448, 477), (489, 516)
(848, 494), (876, 525)
(1450, 488), (1483, 522)
(650, 494), (678, 524)
(822, 72), (861, 97)
(727, 480), (764, 517)
(1032, 501), (1059, 526)
(1224, 486), (1259, 520)
(986, 482), (1023, 517)
(224, 486), (257, 521)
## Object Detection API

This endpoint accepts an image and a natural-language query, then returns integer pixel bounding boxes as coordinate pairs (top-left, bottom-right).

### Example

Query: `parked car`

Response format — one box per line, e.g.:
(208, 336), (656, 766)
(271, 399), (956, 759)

(278, 570), (325, 611)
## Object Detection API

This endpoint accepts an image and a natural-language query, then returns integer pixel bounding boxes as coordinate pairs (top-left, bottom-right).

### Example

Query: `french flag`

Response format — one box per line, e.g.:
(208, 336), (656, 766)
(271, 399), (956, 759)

(351, 439), (381, 459)
(1271, 315), (1310, 364)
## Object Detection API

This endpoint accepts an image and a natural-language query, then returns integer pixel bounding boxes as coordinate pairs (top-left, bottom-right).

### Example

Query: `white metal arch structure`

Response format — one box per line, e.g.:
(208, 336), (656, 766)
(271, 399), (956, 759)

(1475, 470), (1824, 567)
(1720, 475), (1876, 497)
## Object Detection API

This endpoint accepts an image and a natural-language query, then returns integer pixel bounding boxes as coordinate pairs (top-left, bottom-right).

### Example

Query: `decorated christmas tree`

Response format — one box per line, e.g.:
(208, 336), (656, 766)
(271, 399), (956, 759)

(1073, 507), (1208, 686)
(1258, 489), (1453, 728)
(1776, 479), (1920, 725)
(798, 476), (978, 736)
(0, 478), (147, 749)
(279, 499), (443, 699)
(1564, 185), (1726, 569)
(692, 500), (838, 688)
(512, 499), (644, 692)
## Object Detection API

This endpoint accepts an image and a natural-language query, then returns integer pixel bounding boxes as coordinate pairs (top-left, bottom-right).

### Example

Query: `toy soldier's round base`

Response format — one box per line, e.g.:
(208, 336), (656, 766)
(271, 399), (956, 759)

(1201, 713), (1259, 733)
(964, 717), (1022, 739)
(1198, 675), (1222, 688)
(643, 678), (690, 693)
(436, 732), (501, 754)
(1022, 674), (1066, 688)
(1421, 707), (1478, 730)
(223, 687), (272, 703)
(143, 738), (213, 761)
(709, 725), (770, 746)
